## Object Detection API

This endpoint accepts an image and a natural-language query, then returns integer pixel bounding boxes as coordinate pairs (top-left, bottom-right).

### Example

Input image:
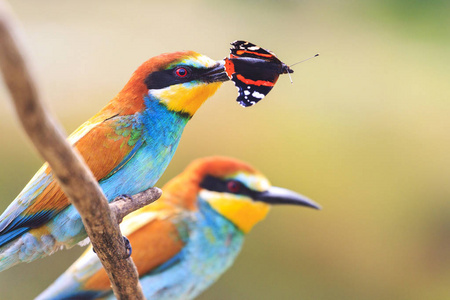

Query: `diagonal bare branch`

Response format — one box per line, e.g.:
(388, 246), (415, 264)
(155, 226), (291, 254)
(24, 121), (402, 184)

(0, 1), (160, 298)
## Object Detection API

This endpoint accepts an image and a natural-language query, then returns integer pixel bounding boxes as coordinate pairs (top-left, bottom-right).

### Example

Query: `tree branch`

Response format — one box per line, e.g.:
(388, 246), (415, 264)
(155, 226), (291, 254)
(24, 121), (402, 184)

(0, 2), (160, 298)
(110, 188), (163, 224)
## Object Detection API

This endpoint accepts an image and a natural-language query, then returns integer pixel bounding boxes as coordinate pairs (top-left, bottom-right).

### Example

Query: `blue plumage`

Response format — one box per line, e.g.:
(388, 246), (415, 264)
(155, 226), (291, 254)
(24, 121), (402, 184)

(36, 156), (320, 300)
(0, 51), (226, 271)
(135, 200), (244, 300)
(39, 197), (245, 300)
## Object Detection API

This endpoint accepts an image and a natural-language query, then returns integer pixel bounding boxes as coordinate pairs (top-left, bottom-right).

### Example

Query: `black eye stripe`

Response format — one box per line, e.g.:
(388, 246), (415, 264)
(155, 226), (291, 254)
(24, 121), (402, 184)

(200, 175), (256, 197)
(145, 65), (209, 90)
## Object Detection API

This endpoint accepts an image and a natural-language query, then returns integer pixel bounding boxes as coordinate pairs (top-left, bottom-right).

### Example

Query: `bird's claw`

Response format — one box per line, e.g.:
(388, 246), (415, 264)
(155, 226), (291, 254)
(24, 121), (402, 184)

(114, 194), (132, 202)
(123, 236), (132, 258)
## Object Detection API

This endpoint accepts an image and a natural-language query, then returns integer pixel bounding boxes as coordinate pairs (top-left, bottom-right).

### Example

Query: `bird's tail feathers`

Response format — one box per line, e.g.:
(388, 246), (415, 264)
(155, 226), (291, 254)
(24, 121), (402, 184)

(0, 227), (29, 248)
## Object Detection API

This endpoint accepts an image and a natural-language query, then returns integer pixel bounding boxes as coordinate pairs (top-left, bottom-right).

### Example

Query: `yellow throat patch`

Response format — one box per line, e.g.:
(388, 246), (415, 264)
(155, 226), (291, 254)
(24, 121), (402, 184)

(202, 191), (271, 233)
(152, 81), (222, 116)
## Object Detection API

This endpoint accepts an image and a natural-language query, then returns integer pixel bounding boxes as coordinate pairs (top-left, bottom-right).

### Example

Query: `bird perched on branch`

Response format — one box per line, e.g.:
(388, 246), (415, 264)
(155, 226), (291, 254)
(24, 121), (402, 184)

(0, 51), (229, 271)
(37, 156), (320, 300)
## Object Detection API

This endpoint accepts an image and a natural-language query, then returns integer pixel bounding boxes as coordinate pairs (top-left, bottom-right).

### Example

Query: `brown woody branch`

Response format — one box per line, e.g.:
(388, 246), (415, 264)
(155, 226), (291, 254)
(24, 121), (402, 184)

(0, 2), (161, 299)
(110, 188), (162, 224)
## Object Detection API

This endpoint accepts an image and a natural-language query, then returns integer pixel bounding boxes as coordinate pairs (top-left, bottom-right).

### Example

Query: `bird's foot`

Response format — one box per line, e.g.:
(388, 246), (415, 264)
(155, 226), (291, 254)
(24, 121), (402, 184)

(123, 235), (132, 258)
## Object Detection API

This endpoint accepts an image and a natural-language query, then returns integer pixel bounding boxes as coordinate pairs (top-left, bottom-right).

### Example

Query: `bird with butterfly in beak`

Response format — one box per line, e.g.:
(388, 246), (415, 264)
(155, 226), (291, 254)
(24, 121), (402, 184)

(0, 51), (229, 272)
(36, 156), (320, 300)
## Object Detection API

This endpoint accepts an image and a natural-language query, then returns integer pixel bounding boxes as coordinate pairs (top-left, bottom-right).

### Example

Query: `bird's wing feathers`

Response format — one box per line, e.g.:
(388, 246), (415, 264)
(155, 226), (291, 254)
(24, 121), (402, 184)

(46, 205), (188, 295)
(83, 206), (187, 291)
(72, 114), (144, 181)
(0, 164), (53, 233)
(0, 114), (145, 241)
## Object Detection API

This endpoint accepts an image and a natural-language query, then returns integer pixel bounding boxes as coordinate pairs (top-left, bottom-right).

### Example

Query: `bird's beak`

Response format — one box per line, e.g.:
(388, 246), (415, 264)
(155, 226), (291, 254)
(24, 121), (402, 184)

(256, 186), (321, 210)
(203, 61), (229, 83)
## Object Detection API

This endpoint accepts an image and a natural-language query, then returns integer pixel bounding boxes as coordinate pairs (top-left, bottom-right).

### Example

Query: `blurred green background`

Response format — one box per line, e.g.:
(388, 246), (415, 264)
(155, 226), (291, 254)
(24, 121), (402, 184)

(1, 0), (450, 299)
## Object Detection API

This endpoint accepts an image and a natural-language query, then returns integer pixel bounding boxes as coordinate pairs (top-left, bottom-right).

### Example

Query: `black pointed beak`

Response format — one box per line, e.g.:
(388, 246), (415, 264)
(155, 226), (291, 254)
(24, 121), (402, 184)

(256, 186), (321, 210)
(203, 61), (230, 83)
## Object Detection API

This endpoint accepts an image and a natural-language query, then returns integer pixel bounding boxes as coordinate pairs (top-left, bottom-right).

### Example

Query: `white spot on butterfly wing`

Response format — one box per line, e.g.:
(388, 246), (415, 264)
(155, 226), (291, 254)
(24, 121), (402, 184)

(252, 91), (265, 99)
(244, 90), (250, 95)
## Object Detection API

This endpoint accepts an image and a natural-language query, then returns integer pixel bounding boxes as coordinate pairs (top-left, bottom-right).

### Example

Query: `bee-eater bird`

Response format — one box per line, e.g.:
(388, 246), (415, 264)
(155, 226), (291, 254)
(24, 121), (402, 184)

(0, 51), (229, 272)
(37, 156), (320, 300)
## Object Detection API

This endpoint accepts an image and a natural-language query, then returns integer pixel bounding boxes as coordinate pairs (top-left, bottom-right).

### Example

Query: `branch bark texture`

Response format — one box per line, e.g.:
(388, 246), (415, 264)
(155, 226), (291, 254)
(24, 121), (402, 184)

(0, 2), (160, 298)
(110, 188), (162, 225)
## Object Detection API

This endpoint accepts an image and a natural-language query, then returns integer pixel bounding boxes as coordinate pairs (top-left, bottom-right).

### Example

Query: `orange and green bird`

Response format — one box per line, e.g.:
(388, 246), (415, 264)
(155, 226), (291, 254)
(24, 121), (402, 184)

(37, 156), (320, 300)
(0, 51), (229, 271)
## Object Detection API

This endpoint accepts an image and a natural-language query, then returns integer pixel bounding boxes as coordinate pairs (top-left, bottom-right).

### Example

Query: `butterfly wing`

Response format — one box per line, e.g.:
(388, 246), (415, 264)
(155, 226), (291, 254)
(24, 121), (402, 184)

(225, 56), (280, 107)
(230, 40), (280, 61)
(225, 40), (292, 107)
(230, 74), (273, 107)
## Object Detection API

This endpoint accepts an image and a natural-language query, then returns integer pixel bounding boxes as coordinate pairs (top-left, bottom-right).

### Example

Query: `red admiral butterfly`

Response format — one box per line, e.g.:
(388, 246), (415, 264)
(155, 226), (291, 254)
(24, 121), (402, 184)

(224, 40), (294, 107)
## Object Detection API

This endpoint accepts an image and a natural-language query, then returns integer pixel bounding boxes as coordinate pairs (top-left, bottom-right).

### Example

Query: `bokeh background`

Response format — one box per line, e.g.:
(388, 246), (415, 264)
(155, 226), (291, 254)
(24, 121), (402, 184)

(1, 0), (450, 299)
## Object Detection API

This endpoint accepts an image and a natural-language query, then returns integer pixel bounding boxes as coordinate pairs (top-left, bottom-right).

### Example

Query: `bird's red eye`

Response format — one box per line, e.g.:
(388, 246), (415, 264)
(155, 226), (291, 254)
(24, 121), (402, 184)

(227, 181), (241, 193)
(175, 67), (188, 78)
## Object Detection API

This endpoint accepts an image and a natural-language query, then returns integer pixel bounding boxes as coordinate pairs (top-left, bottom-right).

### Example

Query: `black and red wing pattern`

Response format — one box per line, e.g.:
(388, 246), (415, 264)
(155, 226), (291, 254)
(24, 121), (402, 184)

(224, 40), (293, 107)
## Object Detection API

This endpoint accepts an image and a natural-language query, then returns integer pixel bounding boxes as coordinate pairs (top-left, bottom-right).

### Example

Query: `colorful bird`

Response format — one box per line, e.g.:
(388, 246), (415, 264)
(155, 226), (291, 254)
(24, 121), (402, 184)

(37, 156), (320, 300)
(0, 51), (229, 272)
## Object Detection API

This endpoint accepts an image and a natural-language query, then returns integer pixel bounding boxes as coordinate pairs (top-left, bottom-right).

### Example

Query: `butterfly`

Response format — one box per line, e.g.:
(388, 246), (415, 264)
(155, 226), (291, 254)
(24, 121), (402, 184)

(224, 40), (293, 107)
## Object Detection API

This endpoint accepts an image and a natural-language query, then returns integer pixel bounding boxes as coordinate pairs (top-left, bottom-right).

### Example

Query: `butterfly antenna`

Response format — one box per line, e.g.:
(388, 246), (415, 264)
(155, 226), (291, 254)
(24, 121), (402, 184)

(287, 53), (319, 84)
(289, 53), (320, 68)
